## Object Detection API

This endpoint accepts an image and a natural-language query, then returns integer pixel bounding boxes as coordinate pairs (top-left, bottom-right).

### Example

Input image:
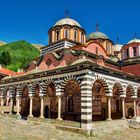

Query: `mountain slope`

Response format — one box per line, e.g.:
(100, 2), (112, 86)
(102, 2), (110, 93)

(0, 40), (40, 71)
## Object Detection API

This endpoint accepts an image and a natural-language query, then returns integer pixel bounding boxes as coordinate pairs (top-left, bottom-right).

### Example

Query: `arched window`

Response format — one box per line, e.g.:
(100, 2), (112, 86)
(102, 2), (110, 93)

(81, 33), (85, 44)
(74, 29), (78, 42)
(126, 48), (129, 58)
(106, 42), (110, 54)
(64, 28), (69, 39)
(133, 47), (137, 57)
(96, 47), (98, 55)
(56, 29), (60, 41)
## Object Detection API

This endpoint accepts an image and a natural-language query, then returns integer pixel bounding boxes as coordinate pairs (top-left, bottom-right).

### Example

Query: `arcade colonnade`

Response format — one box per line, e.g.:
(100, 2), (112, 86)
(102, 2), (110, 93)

(0, 71), (139, 130)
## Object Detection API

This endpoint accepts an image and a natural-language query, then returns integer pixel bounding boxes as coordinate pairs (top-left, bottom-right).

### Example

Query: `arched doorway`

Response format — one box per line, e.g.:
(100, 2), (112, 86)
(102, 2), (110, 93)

(92, 80), (107, 121)
(5, 89), (10, 106)
(111, 84), (122, 119)
(126, 85), (134, 118)
(33, 84), (41, 117)
(137, 87), (140, 116)
(3, 88), (10, 113)
(127, 108), (134, 118)
(11, 86), (17, 114)
(20, 86), (30, 118)
(44, 83), (57, 119)
(62, 80), (81, 121)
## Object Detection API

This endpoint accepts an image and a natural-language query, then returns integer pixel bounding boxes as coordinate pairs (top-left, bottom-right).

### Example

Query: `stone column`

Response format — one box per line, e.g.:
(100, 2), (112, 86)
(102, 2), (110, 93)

(121, 97), (126, 119)
(81, 77), (93, 134)
(107, 96), (112, 121)
(16, 97), (20, 115)
(57, 95), (62, 120)
(1, 97), (4, 113)
(10, 97), (14, 114)
(29, 97), (33, 117)
(40, 96), (44, 118)
(133, 99), (137, 118)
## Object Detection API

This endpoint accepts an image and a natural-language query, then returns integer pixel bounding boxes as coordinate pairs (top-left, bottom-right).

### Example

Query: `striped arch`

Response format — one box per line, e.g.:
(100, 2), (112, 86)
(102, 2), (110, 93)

(126, 84), (135, 96)
(18, 83), (31, 97)
(9, 85), (17, 97)
(32, 81), (41, 89)
(112, 82), (124, 96)
(0, 87), (4, 97)
(40, 79), (57, 96)
(0, 86), (7, 97)
(137, 87), (140, 98)
(3, 86), (9, 97)
(20, 83), (29, 92)
(92, 77), (110, 95)
(60, 75), (81, 93)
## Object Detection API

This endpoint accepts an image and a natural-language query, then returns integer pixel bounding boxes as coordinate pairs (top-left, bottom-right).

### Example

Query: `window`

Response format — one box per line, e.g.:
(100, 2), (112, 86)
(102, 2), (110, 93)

(96, 47), (98, 55)
(81, 33), (85, 44)
(106, 42), (110, 54)
(74, 29), (78, 42)
(46, 59), (51, 67)
(56, 29), (60, 41)
(133, 47), (137, 57)
(126, 48), (129, 58)
(64, 28), (69, 39)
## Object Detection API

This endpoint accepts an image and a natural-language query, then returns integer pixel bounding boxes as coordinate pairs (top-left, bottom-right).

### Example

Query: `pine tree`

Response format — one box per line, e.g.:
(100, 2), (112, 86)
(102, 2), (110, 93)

(0, 51), (11, 66)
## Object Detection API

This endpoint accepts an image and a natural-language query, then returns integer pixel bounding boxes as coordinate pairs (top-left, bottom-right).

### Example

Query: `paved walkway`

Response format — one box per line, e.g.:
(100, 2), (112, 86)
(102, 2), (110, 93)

(0, 116), (140, 140)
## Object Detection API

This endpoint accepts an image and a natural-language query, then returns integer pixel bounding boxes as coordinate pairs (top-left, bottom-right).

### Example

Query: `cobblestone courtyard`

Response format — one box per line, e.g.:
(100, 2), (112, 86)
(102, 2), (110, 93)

(0, 116), (140, 140)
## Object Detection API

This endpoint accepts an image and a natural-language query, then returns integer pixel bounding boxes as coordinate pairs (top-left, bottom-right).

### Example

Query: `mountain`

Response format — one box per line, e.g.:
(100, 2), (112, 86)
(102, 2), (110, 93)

(0, 40), (40, 72)
(0, 41), (6, 46)
(32, 44), (44, 50)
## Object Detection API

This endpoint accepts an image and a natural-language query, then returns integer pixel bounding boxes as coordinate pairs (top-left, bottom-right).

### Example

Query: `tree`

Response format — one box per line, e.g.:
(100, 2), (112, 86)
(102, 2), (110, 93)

(0, 51), (11, 66)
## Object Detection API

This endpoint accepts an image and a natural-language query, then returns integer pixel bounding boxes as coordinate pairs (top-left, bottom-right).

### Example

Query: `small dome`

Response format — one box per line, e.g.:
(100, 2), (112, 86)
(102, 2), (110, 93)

(127, 38), (140, 44)
(88, 31), (109, 39)
(114, 44), (123, 52)
(54, 17), (81, 27)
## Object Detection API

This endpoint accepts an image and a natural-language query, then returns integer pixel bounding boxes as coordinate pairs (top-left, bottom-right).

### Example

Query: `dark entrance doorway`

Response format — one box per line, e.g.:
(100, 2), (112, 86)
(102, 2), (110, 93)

(20, 86), (30, 119)
(44, 105), (49, 118)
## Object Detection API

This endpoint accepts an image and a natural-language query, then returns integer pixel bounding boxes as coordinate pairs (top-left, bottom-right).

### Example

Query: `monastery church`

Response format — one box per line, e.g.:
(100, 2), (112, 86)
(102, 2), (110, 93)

(0, 16), (140, 133)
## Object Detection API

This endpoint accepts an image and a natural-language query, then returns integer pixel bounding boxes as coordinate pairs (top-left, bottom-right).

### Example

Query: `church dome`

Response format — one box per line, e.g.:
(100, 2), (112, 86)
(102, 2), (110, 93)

(114, 44), (123, 52)
(127, 38), (140, 44)
(88, 31), (109, 40)
(53, 17), (81, 27)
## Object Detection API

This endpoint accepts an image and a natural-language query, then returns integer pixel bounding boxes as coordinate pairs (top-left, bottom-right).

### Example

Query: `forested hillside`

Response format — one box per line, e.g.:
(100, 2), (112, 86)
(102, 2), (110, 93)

(0, 40), (40, 71)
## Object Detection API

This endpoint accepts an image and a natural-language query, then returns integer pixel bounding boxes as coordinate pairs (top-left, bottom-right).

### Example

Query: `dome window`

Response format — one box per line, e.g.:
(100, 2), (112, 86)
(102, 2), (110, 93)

(133, 47), (137, 57)
(55, 29), (60, 41)
(81, 33), (85, 44)
(74, 29), (78, 42)
(64, 28), (69, 39)
(126, 48), (129, 58)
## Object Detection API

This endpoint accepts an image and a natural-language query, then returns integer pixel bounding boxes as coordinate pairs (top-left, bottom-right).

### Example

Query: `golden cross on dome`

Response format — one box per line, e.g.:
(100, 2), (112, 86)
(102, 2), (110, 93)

(96, 23), (99, 31)
(65, 9), (69, 18)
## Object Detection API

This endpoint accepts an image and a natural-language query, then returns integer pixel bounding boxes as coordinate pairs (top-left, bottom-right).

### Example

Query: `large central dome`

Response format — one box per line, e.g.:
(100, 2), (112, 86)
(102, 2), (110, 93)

(53, 17), (81, 27)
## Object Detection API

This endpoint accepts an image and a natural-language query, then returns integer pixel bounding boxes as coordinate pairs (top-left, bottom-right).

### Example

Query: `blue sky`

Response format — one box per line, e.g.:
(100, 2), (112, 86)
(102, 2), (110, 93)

(0, 0), (140, 45)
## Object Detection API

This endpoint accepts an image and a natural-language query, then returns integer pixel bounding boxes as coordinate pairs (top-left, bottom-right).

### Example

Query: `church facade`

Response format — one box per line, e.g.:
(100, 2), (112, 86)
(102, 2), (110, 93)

(0, 17), (140, 132)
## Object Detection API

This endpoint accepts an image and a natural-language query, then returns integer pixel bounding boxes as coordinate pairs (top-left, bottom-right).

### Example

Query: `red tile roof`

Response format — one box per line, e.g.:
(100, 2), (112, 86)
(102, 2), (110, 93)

(0, 67), (18, 76)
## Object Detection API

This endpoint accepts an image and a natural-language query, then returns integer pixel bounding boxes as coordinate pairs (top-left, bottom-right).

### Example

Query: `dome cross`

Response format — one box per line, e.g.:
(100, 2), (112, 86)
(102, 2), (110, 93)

(96, 23), (99, 31)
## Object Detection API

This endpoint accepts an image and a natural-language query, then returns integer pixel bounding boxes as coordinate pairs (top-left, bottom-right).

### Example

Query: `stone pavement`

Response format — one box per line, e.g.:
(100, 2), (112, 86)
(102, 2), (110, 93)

(0, 116), (140, 140)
